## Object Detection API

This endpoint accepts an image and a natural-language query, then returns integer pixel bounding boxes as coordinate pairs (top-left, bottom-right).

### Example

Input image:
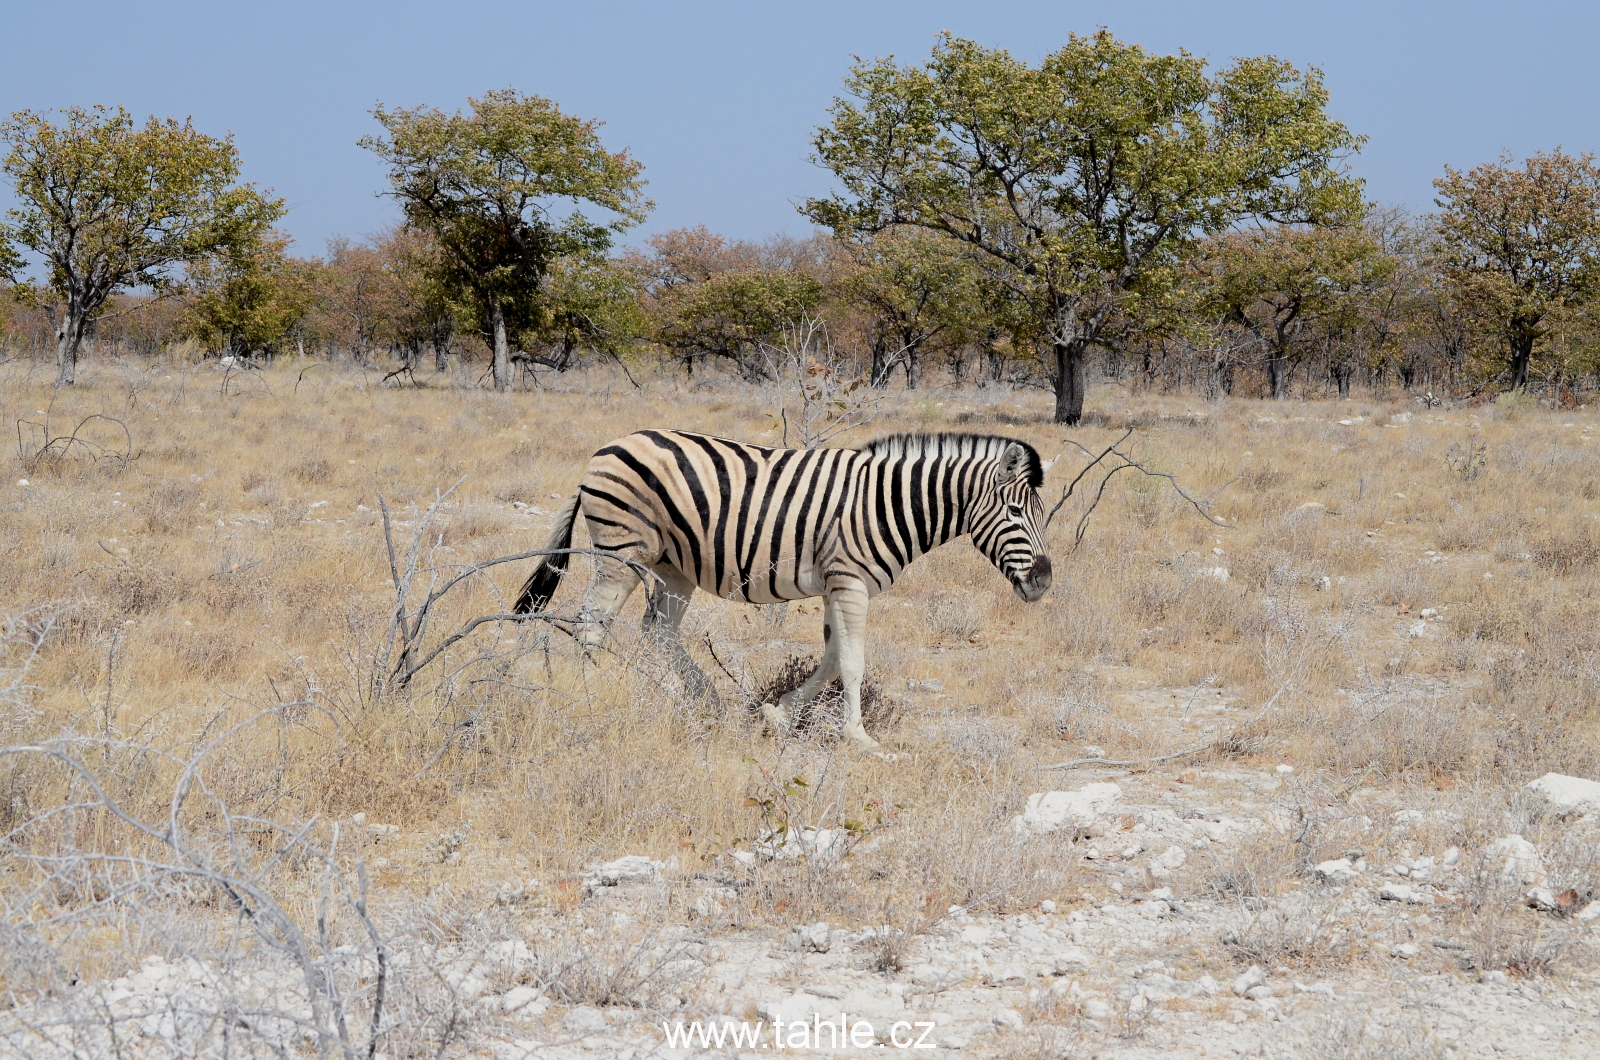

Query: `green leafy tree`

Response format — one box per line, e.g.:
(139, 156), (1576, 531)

(361, 89), (651, 390)
(377, 226), (459, 371)
(838, 228), (978, 388)
(656, 269), (827, 380)
(0, 105), (282, 385)
(1434, 150), (1600, 391)
(520, 253), (647, 372)
(1195, 224), (1391, 398)
(182, 230), (315, 358)
(806, 30), (1364, 423)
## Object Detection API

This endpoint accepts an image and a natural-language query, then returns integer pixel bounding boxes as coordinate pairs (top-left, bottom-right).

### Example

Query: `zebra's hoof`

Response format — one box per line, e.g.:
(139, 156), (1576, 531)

(759, 702), (789, 736)
(842, 725), (880, 753)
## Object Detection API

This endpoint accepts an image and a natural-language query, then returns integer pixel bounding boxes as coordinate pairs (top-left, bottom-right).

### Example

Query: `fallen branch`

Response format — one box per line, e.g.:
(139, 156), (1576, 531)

(1040, 683), (1288, 772)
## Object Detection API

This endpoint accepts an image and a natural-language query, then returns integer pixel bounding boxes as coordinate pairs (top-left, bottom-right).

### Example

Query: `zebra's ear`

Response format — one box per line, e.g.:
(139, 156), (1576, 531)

(996, 443), (1029, 484)
(1040, 452), (1062, 476)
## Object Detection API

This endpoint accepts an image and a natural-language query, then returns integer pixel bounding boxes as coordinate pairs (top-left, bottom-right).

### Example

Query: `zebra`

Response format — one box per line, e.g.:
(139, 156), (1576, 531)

(513, 429), (1056, 750)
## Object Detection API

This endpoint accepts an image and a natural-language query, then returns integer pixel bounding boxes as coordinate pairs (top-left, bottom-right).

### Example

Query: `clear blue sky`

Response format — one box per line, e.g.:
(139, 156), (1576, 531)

(3, 0), (1597, 256)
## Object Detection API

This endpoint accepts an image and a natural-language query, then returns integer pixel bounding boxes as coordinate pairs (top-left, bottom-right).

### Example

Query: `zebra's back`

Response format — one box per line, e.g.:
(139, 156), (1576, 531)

(579, 430), (861, 604)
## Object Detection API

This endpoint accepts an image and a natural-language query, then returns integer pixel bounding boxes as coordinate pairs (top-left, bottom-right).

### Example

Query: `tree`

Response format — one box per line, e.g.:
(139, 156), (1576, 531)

(1434, 150), (1600, 391)
(517, 253), (647, 373)
(806, 30), (1364, 423)
(376, 226), (458, 371)
(1195, 224), (1391, 398)
(656, 268), (827, 380)
(838, 227), (978, 388)
(0, 105), (281, 385)
(361, 89), (651, 391)
(182, 230), (315, 358)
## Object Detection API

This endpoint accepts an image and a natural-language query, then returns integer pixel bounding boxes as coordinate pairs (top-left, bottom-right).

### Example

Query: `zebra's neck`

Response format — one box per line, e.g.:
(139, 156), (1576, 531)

(855, 449), (978, 570)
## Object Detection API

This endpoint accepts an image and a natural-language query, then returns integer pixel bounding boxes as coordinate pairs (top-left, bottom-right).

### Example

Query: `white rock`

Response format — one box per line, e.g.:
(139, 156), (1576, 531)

(1524, 773), (1600, 819)
(1082, 998), (1112, 1019)
(1275, 764), (1294, 774)
(500, 986), (548, 1016)
(1232, 966), (1267, 996)
(1197, 975), (1219, 996)
(789, 922), (832, 953)
(1198, 566), (1230, 581)
(1407, 620), (1427, 637)
(1155, 845), (1186, 870)
(1314, 575), (1332, 591)
(1081, 745), (1106, 759)
(1392, 943), (1420, 959)
(1575, 901), (1600, 922)
(1489, 834), (1546, 886)
(563, 1005), (606, 1034)
(1011, 783), (1122, 837)
(1039, 900), (1056, 913)
(1314, 858), (1361, 884)
(993, 1008), (1025, 1031)
(582, 854), (663, 892)
(1379, 883), (1428, 904)
(1048, 948), (1090, 975)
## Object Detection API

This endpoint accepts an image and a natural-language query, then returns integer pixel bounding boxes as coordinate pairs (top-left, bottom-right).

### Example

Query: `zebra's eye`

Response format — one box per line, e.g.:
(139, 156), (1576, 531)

(1007, 503), (1024, 518)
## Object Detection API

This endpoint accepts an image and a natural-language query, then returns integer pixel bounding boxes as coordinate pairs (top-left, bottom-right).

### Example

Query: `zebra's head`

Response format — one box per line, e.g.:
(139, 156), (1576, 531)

(974, 441), (1054, 603)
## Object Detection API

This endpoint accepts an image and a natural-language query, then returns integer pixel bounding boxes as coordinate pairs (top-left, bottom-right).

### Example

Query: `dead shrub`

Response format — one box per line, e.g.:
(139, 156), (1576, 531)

(923, 590), (986, 641)
(137, 481), (201, 534)
(1219, 894), (1354, 967)
(1528, 528), (1600, 575)
(1452, 586), (1525, 642)
(1299, 687), (1484, 780)
(1282, 1010), (1447, 1060)
(1240, 464), (1287, 493)
(96, 561), (181, 615)
(290, 457), (333, 484)
(751, 655), (896, 735)
(172, 627), (243, 679)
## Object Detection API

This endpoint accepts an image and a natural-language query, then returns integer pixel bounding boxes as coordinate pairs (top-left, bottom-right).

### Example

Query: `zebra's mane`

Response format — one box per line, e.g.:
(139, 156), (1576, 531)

(859, 432), (1043, 488)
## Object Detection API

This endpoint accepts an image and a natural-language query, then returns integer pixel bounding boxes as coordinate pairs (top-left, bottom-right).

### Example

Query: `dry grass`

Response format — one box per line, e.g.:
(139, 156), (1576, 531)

(3, 357), (1600, 999)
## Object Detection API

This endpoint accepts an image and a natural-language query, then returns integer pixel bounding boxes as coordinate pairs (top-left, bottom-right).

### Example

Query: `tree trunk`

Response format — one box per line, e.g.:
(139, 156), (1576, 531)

(491, 300), (511, 391)
(905, 342), (921, 390)
(55, 302), (90, 387)
(869, 340), (891, 388)
(431, 317), (452, 371)
(1053, 339), (1087, 425)
(1334, 361), (1352, 398)
(1508, 332), (1534, 390)
(1267, 353), (1290, 400)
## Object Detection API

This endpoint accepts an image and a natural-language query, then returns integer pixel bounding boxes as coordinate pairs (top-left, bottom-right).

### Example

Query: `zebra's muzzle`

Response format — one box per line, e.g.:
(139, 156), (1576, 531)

(1011, 554), (1053, 602)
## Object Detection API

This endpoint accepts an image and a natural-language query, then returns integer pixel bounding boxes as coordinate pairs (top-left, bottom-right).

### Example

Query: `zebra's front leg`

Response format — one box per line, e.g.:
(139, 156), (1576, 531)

(829, 582), (879, 751)
(765, 595), (843, 734)
(644, 564), (719, 707)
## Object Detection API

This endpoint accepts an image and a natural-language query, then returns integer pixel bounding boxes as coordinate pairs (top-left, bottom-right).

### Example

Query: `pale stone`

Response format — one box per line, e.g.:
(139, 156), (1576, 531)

(1232, 966), (1267, 996)
(1524, 774), (1600, 819)
(1011, 784), (1122, 837)
(1314, 858), (1360, 884)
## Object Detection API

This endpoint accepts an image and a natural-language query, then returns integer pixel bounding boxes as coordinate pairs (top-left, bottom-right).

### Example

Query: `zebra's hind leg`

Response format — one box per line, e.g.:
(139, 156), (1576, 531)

(576, 552), (645, 651)
(643, 563), (719, 707)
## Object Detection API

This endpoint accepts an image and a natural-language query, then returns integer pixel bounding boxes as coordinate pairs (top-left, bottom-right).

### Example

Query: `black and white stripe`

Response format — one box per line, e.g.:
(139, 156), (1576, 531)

(515, 430), (1054, 748)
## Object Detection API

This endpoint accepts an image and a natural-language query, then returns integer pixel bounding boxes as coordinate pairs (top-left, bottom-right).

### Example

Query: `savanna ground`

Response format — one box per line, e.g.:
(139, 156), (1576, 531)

(2, 354), (1599, 1058)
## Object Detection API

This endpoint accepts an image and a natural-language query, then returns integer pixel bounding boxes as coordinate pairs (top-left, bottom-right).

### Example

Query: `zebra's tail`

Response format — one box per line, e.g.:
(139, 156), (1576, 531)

(514, 492), (581, 614)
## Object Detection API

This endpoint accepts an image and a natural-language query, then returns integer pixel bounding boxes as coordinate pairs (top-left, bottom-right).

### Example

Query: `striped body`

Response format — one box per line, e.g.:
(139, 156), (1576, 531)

(515, 429), (1054, 749)
(584, 431), (974, 603)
